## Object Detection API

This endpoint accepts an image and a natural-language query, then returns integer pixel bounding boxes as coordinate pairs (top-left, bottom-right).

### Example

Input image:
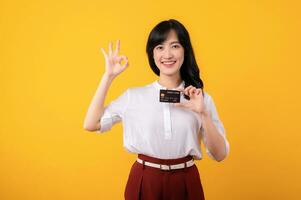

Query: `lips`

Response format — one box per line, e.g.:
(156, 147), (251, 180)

(161, 61), (176, 67)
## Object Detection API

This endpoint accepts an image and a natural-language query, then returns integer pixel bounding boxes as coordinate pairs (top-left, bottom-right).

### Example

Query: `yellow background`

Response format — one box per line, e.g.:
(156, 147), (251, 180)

(1, 0), (300, 199)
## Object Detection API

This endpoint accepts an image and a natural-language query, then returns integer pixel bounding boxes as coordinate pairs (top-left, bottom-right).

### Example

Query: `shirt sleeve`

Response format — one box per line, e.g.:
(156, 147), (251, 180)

(200, 93), (230, 160)
(97, 88), (130, 133)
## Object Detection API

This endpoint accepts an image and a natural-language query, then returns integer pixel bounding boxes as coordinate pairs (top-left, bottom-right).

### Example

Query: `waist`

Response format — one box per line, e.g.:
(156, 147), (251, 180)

(138, 154), (194, 165)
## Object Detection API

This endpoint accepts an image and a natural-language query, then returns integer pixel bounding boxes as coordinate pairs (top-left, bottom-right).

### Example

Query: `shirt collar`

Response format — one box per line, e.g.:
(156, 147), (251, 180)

(153, 80), (185, 90)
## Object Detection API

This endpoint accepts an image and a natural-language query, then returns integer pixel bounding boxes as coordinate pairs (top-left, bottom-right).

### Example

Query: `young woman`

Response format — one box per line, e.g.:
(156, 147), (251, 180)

(84, 19), (230, 200)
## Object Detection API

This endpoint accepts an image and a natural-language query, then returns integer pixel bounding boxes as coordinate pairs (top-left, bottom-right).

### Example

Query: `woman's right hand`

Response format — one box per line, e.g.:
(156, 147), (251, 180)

(100, 40), (129, 79)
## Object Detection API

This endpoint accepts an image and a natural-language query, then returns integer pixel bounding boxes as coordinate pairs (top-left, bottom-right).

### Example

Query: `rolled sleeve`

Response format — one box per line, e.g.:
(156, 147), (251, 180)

(200, 93), (230, 160)
(97, 89), (130, 133)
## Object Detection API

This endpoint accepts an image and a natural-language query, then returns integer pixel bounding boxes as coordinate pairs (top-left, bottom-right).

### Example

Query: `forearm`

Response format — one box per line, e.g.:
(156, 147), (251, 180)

(198, 110), (227, 161)
(83, 73), (115, 130)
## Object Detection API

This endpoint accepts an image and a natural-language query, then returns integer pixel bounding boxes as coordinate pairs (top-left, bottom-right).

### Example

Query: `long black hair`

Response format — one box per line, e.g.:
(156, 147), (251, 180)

(146, 19), (204, 96)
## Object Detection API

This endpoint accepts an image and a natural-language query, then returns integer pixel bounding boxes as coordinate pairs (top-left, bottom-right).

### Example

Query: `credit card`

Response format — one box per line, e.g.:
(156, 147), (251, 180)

(159, 89), (181, 103)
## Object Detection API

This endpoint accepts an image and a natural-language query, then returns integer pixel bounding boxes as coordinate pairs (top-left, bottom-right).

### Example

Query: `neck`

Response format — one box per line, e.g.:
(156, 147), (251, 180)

(158, 74), (182, 89)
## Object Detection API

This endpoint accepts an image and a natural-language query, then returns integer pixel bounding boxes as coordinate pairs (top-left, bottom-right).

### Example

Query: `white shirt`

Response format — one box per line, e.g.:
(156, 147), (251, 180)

(97, 80), (230, 161)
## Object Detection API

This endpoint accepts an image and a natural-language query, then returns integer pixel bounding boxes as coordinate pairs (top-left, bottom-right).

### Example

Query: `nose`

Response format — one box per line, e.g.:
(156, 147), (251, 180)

(162, 48), (173, 59)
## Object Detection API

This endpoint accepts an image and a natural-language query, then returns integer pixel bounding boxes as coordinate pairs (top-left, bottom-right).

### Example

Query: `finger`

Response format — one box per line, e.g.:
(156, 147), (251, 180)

(122, 56), (129, 67)
(109, 41), (113, 56)
(196, 89), (201, 95)
(117, 55), (128, 63)
(190, 87), (197, 94)
(187, 86), (196, 96)
(183, 85), (194, 96)
(122, 59), (129, 68)
(100, 48), (108, 60)
(114, 39), (120, 55)
(119, 55), (129, 68)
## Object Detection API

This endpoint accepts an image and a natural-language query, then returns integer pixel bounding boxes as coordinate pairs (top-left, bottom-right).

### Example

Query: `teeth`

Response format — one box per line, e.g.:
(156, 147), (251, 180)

(163, 61), (176, 64)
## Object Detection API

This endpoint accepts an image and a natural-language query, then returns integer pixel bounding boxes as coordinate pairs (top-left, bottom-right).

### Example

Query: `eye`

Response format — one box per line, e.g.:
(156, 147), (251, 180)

(172, 45), (180, 48)
(156, 46), (163, 50)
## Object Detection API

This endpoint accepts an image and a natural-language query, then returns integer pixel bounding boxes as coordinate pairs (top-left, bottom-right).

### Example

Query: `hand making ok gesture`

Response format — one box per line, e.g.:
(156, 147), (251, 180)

(174, 86), (207, 115)
(100, 39), (129, 79)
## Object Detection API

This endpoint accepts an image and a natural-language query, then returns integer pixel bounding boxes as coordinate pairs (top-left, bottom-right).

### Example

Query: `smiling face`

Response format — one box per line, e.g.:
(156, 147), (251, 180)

(153, 29), (184, 77)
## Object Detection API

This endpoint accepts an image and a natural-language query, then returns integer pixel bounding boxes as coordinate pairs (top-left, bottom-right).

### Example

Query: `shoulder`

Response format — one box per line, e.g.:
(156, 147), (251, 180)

(203, 91), (212, 105)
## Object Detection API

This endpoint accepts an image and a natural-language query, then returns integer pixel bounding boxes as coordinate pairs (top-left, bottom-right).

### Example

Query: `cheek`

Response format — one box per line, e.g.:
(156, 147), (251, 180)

(153, 52), (159, 60)
(174, 50), (184, 59)
(177, 52), (184, 62)
(153, 53), (162, 65)
(179, 50), (184, 59)
(154, 57), (160, 66)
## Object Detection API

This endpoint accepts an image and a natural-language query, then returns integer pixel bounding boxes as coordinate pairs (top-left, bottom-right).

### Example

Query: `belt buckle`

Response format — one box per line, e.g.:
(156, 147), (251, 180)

(160, 164), (171, 170)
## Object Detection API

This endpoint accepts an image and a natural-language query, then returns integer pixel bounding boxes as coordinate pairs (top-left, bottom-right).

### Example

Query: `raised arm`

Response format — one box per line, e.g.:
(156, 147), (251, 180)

(83, 40), (129, 132)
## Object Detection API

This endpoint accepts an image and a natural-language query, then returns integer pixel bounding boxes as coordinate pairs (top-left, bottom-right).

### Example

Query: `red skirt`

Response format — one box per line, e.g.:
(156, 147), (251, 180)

(124, 154), (205, 200)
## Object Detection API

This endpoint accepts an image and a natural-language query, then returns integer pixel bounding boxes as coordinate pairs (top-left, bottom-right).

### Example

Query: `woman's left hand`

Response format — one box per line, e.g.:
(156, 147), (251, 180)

(174, 86), (207, 114)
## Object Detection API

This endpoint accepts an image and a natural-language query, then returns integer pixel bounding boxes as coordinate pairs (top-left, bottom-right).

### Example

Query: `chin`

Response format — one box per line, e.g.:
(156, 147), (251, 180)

(160, 66), (181, 74)
(160, 69), (180, 76)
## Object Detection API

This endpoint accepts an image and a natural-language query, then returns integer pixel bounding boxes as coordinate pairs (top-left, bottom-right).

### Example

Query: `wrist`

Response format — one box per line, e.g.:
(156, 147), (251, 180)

(103, 73), (115, 81)
(198, 109), (210, 118)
